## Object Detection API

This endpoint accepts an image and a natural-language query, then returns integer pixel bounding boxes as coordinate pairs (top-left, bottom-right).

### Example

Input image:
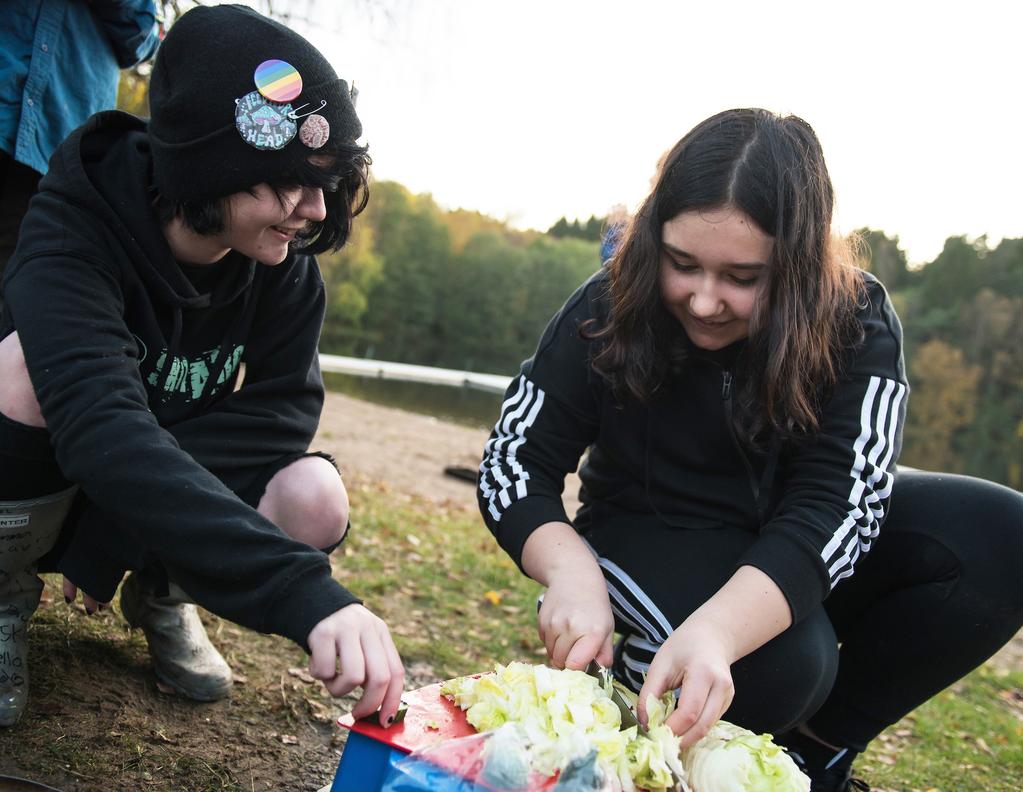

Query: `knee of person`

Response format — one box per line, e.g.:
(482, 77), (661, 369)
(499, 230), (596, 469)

(263, 458), (349, 549)
(0, 332), (46, 428)
(912, 473), (1023, 610)
(729, 611), (838, 734)
(315, 480), (350, 549)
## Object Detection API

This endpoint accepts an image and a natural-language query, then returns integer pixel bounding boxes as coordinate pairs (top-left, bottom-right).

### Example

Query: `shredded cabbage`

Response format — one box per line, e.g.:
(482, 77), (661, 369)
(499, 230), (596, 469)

(442, 662), (687, 791)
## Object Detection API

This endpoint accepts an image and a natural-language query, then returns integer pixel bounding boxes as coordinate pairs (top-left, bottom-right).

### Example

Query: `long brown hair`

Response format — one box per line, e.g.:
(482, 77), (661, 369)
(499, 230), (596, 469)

(587, 108), (863, 443)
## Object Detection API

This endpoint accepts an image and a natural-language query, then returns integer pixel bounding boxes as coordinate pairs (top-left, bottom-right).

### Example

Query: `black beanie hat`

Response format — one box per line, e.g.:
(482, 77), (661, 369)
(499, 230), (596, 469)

(149, 4), (361, 203)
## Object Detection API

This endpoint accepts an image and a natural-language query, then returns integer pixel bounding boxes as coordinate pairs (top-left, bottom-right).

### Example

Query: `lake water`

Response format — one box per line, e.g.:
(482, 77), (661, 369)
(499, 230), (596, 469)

(323, 372), (506, 430)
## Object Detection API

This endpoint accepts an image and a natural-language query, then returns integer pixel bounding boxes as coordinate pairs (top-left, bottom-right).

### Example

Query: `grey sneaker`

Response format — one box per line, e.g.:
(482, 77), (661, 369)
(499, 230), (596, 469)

(120, 572), (233, 701)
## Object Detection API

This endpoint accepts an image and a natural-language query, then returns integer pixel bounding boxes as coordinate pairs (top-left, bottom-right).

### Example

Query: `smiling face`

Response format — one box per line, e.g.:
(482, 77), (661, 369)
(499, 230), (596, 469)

(659, 207), (774, 351)
(216, 182), (327, 266)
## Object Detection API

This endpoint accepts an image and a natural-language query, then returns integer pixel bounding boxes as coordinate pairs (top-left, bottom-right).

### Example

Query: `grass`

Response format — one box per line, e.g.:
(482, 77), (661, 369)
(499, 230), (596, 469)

(348, 480), (547, 673)
(3, 478), (1020, 790)
(859, 666), (1023, 791)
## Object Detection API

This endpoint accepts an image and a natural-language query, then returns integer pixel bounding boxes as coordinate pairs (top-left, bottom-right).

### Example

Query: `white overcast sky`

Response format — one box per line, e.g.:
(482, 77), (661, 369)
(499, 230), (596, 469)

(287, 0), (1022, 265)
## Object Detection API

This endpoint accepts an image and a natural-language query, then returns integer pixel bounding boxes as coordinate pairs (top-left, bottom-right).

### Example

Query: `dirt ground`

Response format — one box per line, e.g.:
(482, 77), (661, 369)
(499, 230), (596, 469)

(0, 393), (1017, 791)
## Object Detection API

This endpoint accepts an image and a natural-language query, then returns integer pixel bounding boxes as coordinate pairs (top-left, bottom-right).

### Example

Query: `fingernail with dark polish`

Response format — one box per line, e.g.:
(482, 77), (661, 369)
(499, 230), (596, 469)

(386, 715), (394, 725)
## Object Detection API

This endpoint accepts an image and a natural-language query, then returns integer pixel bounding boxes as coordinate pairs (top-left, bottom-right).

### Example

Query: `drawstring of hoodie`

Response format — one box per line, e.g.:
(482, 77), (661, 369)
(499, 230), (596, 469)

(197, 284), (254, 410)
(159, 306), (185, 396)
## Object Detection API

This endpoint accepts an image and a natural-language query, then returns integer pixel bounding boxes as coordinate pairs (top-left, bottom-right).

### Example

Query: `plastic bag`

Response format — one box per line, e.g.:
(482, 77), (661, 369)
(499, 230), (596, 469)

(380, 724), (618, 791)
(381, 752), (483, 791)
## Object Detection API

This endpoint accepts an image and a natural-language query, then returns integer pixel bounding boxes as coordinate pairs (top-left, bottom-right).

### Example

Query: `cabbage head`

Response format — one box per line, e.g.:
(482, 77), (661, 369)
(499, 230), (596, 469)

(681, 722), (810, 792)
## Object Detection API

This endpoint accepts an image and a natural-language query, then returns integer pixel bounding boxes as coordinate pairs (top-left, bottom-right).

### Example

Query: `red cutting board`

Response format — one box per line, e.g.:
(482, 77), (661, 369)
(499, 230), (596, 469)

(338, 682), (475, 753)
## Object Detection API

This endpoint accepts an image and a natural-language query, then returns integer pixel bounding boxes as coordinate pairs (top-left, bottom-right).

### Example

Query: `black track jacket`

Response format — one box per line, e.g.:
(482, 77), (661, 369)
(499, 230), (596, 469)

(478, 269), (908, 624)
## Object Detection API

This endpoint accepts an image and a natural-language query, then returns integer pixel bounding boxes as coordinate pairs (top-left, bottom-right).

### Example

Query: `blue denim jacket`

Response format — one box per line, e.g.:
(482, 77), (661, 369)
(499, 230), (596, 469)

(0, 0), (159, 174)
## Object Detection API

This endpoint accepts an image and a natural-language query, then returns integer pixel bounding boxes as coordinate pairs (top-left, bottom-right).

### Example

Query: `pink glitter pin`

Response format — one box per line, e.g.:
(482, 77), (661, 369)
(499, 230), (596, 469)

(299, 114), (330, 149)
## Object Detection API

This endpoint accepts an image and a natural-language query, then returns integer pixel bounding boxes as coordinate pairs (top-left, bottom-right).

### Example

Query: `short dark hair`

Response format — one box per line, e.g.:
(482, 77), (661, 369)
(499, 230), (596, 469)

(153, 139), (370, 255)
(586, 108), (863, 442)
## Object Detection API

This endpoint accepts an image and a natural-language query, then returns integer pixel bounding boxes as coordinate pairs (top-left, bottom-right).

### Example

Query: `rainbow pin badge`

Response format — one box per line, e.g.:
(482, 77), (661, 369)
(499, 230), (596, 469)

(254, 59), (303, 103)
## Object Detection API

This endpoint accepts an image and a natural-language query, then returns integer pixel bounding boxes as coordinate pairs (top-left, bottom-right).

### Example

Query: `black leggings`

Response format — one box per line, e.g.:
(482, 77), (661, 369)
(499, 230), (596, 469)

(584, 469), (1023, 751)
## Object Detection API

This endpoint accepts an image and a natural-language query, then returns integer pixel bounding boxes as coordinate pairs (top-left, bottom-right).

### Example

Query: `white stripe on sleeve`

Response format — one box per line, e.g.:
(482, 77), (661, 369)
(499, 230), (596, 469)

(479, 376), (546, 522)
(821, 376), (907, 586)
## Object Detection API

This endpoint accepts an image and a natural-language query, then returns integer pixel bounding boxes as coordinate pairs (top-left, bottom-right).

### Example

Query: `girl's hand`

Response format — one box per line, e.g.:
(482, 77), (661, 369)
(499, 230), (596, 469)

(639, 565), (792, 747)
(638, 618), (736, 748)
(538, 559), (615, 670)
(307, 603), (405, 727)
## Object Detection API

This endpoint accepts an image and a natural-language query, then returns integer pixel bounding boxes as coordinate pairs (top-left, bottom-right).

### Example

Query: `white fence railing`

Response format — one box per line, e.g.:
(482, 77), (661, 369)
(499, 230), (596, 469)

(319, 354), (513, 395)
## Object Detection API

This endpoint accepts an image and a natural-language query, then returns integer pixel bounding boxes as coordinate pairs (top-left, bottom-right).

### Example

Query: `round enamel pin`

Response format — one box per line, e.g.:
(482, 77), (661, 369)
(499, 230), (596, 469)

(254, 59), (303, 102)
(299, 114), (330, 149)
(235, 91), (297, 150)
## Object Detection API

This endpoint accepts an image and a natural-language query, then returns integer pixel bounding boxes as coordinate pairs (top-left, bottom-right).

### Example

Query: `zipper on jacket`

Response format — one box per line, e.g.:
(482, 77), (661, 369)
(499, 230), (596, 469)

(721, 370), (765, 526)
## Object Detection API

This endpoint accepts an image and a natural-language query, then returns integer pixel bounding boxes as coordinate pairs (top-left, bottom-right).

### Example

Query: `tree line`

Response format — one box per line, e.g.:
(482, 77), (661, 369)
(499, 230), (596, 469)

(319, 189), (1023, 490)
(860, 230), (1023, 488)
(317, 183), (600, 375)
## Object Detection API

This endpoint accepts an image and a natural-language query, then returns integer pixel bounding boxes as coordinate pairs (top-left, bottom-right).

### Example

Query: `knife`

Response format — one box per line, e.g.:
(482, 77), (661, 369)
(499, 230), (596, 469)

(585, 661), (685, 790)
(584, 660), (646, 735)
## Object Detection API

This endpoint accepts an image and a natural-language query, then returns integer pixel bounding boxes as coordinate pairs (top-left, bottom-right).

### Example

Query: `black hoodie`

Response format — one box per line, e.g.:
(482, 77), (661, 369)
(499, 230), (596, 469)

(2, 111), (358, 649)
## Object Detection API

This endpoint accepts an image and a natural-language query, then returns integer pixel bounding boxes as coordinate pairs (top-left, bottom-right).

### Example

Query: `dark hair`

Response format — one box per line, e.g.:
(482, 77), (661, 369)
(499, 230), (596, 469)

(153, 140), (371, 256)
(586, 108), (864, 442)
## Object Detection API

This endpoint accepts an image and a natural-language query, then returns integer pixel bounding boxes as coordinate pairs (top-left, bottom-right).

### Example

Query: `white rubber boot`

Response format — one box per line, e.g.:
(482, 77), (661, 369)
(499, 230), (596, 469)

(119, 571), (233, 701)
(0, 486), (77, 727)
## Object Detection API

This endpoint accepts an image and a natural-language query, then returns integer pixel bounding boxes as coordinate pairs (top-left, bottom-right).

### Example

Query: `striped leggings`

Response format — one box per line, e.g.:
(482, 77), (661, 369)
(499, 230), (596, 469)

(583, 469), (1023, 751)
